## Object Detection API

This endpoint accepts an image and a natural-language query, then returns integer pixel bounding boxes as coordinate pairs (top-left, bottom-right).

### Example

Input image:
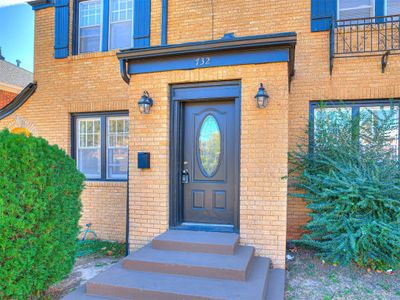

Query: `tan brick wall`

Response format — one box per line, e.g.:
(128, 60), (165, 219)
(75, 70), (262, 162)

(81, 181), (127, 241)
(128, 63), (289, 268)
(1, 0), (399, 263)
(0, 90), (17, 109)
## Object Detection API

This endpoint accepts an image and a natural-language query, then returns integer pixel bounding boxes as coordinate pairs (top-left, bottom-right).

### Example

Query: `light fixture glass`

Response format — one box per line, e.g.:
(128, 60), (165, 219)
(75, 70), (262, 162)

(138, 91), (154, 114)
(255, 83), (269, 109)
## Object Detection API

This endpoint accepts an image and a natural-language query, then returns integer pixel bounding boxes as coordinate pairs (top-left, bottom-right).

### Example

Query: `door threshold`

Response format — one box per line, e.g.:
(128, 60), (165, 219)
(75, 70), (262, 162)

(173, 222), (237, 233)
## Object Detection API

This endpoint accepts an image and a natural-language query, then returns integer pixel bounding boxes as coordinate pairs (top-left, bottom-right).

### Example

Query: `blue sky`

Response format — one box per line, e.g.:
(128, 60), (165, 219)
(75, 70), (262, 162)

(0, 3), (34, 72)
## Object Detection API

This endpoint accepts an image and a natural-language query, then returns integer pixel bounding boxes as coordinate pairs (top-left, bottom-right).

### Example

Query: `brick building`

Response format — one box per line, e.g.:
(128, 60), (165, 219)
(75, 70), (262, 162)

(1, 0), (399, 298)
(0, 49), (33, 109)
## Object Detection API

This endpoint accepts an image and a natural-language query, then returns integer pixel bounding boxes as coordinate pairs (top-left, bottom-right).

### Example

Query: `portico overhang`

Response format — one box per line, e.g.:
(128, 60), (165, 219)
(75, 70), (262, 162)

(117, 32), (297, 86)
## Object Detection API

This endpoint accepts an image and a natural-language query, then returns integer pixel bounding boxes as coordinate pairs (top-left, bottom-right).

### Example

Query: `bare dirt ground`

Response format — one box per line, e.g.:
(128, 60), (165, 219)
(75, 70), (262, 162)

(44, 255), (122, 299)
(286, 247), (400, 300)
(44, 243), (399, 300)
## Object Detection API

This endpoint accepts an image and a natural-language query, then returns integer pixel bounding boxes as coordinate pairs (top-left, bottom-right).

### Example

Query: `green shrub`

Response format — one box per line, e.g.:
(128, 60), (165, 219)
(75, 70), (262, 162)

(289, 105), (400, 270)
(0, 129), (84, 299)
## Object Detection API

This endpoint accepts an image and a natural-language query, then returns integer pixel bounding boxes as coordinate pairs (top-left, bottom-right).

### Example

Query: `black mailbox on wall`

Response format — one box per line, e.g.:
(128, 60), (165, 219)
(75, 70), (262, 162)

(138, 152), (150, 169)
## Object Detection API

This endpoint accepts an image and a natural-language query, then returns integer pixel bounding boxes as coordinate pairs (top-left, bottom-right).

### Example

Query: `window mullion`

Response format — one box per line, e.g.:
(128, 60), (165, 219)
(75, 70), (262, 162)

(101, 115), (107, 180)
(352, 106), (361, 149)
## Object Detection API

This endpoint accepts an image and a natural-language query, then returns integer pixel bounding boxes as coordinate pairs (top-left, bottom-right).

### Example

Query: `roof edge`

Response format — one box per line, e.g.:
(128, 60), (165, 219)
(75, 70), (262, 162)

(116, 32), (297, 86)
(29, 0), (54, 11)
(117, 32), (297, 60)
(0, 82), (37, 121)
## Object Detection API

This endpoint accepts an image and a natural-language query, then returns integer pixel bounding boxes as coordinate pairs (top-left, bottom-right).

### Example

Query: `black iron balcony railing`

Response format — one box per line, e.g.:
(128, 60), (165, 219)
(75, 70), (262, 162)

(330, 14), (400, 73)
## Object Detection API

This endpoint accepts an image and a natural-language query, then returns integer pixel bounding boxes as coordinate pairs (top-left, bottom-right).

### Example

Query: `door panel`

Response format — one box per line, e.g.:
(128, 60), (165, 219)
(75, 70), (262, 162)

(183, 100), (237, 225)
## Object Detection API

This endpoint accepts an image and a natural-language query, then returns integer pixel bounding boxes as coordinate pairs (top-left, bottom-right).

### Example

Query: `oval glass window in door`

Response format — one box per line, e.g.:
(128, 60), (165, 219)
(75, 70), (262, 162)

(198, 115), (221, 176)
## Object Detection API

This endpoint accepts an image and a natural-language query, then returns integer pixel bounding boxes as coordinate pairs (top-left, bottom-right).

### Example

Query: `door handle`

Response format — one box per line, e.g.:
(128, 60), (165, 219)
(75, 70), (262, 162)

(182, 169), (189, 184)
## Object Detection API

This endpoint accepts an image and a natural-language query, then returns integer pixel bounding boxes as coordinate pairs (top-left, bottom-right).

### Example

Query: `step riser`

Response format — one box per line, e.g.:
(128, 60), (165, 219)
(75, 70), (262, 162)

(86, 283), (222, 300)
(261, 266), (271, 300)
(152, 240), (237, 255)
(266, 269), (286, 300)
(123, 257), (252, 281)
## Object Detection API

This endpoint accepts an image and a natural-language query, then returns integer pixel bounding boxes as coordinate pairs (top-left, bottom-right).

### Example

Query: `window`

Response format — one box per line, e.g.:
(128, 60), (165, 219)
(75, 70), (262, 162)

(387, 0), (400, 15)
(77, 118), (101, 178)
(360, 106), (399, 153)
(73, 113), (129, 180)
(77, 0), (134, 53)
(109, 0), (133, 49)
(79, 0), (102, 53)
(107, 117), (129, 179)
(311, 101), (400, 155)
(338, 0), (375, 20)
(313, 107), (353, 148)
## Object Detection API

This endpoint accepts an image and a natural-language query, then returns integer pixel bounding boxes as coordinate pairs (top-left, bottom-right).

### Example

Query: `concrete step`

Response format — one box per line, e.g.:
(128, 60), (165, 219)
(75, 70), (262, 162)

(123, 245), (254, 281)
(266, 268), (286, 300)
(83, 257), (271, 300)
(152, 230), (239, 255)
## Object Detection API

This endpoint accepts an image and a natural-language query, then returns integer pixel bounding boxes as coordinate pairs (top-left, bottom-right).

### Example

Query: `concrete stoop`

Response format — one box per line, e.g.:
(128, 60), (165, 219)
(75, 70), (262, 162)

(63, 230), (285, 300)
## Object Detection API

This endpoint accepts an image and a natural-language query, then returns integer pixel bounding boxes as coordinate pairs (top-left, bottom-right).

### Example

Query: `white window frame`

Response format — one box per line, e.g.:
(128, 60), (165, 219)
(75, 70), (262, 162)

(106, 116), (129, 180)
(78, 0), (103, 54)
(337, 0), (375, 20)
(76, 117), (102, 179)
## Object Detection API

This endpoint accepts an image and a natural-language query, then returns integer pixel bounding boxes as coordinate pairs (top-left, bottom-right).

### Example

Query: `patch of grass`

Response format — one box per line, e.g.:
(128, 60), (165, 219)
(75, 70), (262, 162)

(95, 262), (109, 267)
(76, 240), (125, 258)
(305, 263), (316, 276)
(337, 289), (352, 297)
(362, 287), (373, 294)
(378, 282), (391, 291)
(328, 272), (338, 284)
(395, 290), (400, 296)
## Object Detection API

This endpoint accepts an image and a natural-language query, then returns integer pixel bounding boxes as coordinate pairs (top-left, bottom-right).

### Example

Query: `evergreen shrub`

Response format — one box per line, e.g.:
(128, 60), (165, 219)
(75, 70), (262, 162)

(289, 105), (400, 270)
(0, 129), (84, 299)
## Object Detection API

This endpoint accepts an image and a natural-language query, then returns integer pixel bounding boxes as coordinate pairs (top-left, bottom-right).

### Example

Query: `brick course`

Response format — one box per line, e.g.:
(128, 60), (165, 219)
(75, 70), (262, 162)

(0, 90), (17, 109)
(0, 0), (399, 267)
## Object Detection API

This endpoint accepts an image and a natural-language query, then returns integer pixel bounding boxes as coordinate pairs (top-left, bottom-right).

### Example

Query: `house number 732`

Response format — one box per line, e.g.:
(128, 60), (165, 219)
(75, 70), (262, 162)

(195, 57), (211, 66)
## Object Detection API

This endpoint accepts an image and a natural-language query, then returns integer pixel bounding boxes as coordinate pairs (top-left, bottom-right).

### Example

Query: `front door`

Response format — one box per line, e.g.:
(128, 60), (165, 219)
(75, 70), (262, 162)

(182, 100), (237, 226)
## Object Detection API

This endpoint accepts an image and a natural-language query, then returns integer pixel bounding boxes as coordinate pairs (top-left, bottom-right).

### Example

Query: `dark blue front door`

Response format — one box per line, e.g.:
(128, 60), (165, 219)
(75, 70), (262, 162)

(182, 100), (237, 225)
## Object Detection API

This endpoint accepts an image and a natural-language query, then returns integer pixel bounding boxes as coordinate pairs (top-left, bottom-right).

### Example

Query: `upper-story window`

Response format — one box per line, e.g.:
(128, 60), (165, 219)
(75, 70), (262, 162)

(79, 0), (102, 53)
(387, 0), (400, 15)
(77, 0), (134, 54)
(338, 0), (375, 20)
(109, 0), (133, 50)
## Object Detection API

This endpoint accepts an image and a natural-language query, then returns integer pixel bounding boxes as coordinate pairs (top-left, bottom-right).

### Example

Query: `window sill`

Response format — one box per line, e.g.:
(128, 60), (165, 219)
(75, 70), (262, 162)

(69, 50), (119, 61)
(84, 180), (128, 188)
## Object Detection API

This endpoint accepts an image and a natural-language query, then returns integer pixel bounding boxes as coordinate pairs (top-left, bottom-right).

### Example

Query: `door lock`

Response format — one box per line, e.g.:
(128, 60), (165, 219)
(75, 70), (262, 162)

(182, 169), (189, 184)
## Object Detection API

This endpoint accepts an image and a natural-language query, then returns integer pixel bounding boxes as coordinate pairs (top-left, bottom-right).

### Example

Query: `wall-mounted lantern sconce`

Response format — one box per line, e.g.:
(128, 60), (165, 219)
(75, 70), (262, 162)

(255, 83), (269, 109)
(138, 91), (154, 114)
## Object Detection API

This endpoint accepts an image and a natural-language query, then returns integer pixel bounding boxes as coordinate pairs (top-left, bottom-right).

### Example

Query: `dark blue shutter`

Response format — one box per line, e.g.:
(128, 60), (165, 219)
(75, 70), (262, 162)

(311, 0), (337, 32)
(133, 0), (151, 48)
(54, 0), (69, 58)
(102, 0), (110, 51)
